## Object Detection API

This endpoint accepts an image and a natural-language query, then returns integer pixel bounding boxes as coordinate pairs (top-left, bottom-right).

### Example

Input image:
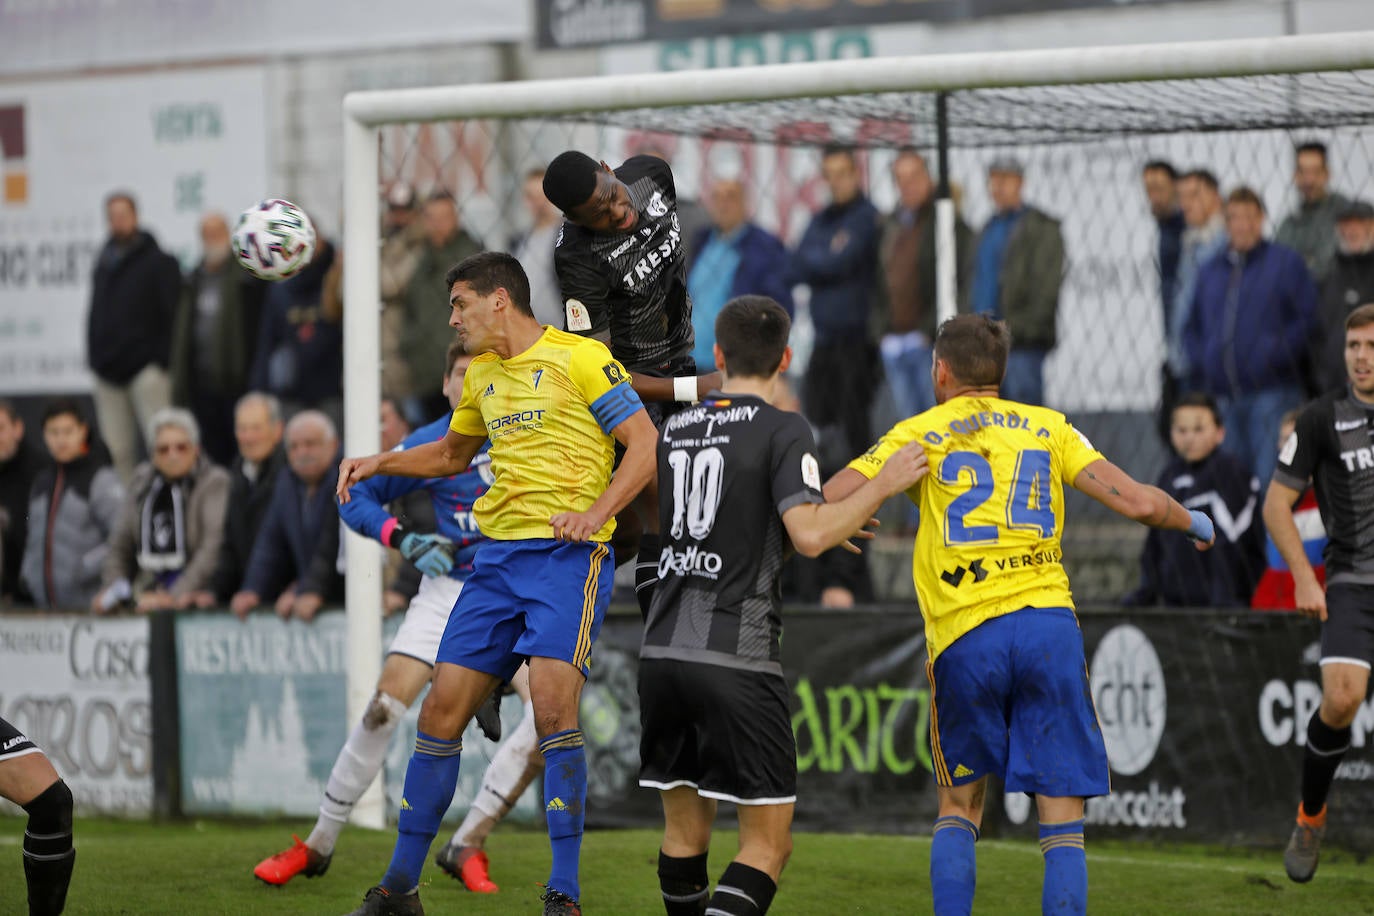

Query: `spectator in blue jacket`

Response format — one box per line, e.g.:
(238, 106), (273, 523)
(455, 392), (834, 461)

(229, 409), (342, 621)
(251, 237), (343, 428)
(1123, 392), (1264, 607)
(1183, 186), (1319, 486)
(687, 177), (793, 371)
(790, 146), (883, 463)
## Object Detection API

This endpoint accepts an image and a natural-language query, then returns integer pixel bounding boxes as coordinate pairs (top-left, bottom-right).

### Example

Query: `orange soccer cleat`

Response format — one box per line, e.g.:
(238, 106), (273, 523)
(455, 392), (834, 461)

(434, 843), (499, 893)
(253, 834), (332, 886)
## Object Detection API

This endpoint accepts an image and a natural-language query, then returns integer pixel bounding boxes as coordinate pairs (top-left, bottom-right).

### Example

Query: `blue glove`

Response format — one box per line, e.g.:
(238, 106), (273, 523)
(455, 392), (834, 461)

(399, 531), (457, 578)
(1186, 509), (1214, 544)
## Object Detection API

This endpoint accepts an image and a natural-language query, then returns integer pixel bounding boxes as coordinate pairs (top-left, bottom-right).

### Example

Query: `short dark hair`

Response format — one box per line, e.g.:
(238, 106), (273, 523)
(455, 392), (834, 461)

(445, 335), (472, 375)
(543, 151), (601, 212)
(1296, 141), (1329, 165)
(1180, 169), (1219, 192)
(0, 398), (19, 423)
(1227, 186), (1266, 213)
(380, 395), (407, 423)
(1346, 302), (1374, 333)
(821, 144), (855, 164)
(1143, 160), (1177, 180)
(444, 251), (533, 317)
(1171, 391), (1223, 427)
(42, 397), (86, 429)
(714, 296), (791, 379)
(934, 314), (1010, 389)
(104, 190), (136, 213)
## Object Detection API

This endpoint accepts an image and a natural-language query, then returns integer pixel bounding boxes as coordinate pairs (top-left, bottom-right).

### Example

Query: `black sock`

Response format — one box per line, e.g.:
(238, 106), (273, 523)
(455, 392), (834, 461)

(1302, 712), (1351, 817)
(707, 861), (777, 915)
(658, 850), (709, 916)
(22, 780), (75, 916)
(636, 534), (661, 622)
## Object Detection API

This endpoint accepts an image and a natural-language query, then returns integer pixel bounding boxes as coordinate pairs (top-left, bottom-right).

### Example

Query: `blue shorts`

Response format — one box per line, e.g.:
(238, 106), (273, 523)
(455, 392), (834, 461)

(927, 606), (1110, 799)
(436, 539), (614, 681)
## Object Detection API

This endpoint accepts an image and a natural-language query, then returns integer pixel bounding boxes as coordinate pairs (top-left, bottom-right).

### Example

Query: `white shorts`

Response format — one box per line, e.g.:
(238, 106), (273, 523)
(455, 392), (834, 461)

(387, 575), (465, 666)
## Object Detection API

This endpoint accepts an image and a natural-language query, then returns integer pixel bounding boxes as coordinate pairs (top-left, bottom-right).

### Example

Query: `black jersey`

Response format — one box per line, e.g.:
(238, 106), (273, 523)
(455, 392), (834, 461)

(641, 393), (825, 676)
(1272, 388), (1374, 583)
(553, 156), (694, 371)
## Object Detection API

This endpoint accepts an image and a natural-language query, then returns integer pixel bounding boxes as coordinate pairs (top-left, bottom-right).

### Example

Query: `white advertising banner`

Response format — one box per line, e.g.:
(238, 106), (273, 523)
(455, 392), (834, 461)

(0, 615), (152, 815)
(0, 1), (530, 77)
(0, 66), (269, 394)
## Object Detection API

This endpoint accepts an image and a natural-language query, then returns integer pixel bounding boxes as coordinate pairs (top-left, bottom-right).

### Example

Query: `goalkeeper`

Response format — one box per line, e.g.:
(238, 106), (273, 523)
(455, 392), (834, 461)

(253, 341), (541, 897)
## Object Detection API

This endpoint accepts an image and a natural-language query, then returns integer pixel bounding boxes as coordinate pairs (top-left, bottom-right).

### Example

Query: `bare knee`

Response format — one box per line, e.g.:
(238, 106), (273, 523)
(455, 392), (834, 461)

(418, 688), (469, 739)
(1322, 690), (1364, 729)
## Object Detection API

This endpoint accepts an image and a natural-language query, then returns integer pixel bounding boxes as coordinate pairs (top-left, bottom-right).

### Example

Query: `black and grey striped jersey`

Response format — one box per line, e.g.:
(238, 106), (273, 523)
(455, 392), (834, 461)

(641, 393), (825, 677)
(553, 156), (694, 371)
(1272, 388), (1374, 583)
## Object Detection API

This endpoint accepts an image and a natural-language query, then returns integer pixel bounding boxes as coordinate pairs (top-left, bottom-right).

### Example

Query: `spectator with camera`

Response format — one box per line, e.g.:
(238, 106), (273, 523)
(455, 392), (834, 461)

(21, 400), (125, 610)
(92, 408), (230, 613)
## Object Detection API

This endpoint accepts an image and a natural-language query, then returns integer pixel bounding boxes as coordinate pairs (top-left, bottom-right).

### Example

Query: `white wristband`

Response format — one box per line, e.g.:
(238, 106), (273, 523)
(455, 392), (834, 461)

(673, 376), (699, 403)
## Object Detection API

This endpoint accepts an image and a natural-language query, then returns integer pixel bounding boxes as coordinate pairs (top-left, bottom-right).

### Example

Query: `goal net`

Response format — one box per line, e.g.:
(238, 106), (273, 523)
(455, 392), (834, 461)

(338, 36), (1374, 788)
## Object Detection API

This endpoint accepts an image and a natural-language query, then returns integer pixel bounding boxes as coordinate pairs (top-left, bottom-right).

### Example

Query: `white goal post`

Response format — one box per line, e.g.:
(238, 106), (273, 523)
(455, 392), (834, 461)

(338, 31), (1374, 828)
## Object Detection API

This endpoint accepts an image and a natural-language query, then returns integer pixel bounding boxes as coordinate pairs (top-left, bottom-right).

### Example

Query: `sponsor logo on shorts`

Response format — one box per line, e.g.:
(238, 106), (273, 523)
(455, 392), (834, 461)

(3, 735), (29, 751)
(952, 763), (974, 778)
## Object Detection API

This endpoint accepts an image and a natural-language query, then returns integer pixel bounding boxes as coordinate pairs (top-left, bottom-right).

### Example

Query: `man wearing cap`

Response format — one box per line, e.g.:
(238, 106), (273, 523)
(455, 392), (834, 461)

(1313, 199), (1374, 392)
(964, 156), (1065, 406)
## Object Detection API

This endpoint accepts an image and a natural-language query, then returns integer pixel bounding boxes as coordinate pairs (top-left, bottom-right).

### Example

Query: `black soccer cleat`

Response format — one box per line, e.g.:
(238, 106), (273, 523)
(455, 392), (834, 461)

(541, 887), (582, 915)
(474, 687), (503, 742)
(345, 885), (425, 916)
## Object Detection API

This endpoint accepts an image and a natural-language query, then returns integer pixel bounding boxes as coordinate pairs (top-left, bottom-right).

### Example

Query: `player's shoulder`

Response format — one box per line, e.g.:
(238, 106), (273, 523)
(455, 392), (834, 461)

(618, 154), (672, 187)
(541, 326), (612, 359)
(553, 219), (592, 256)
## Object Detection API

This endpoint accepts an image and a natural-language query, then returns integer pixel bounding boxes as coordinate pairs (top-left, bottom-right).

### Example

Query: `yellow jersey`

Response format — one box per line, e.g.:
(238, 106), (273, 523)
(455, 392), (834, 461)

(848, 396), (1104, 662)
(449, 327), (641, 542)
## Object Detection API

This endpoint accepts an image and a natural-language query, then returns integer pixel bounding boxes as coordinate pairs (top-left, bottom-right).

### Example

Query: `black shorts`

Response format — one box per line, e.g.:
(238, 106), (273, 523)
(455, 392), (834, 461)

(0, 715), (40, 763)
(1321, 582), (1374, 668)
(638, 658), (797, 805)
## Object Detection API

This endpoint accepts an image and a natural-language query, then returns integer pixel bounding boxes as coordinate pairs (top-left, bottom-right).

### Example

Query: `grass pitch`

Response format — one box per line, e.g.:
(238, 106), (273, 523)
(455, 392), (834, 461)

(1, 819), (1371, 914)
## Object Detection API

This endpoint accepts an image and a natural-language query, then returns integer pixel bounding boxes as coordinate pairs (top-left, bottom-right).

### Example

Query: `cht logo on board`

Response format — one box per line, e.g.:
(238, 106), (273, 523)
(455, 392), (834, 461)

(1090, 624), (1166, 776)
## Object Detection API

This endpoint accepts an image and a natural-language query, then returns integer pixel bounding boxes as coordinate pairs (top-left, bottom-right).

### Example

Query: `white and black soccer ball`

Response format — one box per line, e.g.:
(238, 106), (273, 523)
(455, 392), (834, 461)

(232, 198), (317, 281)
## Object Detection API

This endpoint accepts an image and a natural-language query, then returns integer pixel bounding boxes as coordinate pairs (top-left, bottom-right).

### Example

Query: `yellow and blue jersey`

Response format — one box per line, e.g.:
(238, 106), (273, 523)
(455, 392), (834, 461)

(848, 396), (1103, 662)
(448, 327), (642, 542)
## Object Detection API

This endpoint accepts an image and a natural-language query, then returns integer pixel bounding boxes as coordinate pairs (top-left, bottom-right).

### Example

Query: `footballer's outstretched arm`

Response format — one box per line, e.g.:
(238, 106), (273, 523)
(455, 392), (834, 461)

(337, 429), (487, 504)
(785, 443), (928, 558)
(550, 409), (658, 542)
(1072, 458), (1215, 548)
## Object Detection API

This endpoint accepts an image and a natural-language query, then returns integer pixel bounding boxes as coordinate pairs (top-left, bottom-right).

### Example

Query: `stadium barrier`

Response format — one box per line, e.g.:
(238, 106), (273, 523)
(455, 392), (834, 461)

(2, 607), (1370, 852)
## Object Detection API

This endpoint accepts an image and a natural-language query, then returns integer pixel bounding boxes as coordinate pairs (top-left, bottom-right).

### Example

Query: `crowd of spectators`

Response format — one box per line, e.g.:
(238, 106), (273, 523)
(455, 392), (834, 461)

(0, 138), (1365, 614)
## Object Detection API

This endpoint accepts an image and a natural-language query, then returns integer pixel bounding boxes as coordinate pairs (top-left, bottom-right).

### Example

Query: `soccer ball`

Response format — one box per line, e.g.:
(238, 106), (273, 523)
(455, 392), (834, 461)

(232, 198), (317, 281)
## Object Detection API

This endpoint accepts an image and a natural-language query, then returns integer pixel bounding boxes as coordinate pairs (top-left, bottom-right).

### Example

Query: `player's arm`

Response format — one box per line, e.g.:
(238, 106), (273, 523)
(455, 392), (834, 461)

(336, 429), (486, 504)
(1071, 458), (1214, 547)
(627, 370), (723, 404)
(551, 409), (658, 542)
(1262, 479), (1326, 619)
(784, 443), (928, 557)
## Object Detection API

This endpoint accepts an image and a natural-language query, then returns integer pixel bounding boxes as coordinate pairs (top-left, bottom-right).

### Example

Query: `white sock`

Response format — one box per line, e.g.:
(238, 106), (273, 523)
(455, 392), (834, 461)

(306, 691), (408, 856)
(450, 700), (542, 848)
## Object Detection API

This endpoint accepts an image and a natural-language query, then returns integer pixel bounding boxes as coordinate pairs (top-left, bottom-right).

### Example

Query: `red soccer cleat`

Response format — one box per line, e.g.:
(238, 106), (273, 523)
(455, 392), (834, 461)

(434, 843), (499, 893)
(253, 834), (332, 886)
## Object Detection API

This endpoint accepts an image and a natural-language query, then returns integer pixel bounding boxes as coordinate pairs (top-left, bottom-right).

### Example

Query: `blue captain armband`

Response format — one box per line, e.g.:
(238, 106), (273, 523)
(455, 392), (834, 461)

(589, 383), (644, 433)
